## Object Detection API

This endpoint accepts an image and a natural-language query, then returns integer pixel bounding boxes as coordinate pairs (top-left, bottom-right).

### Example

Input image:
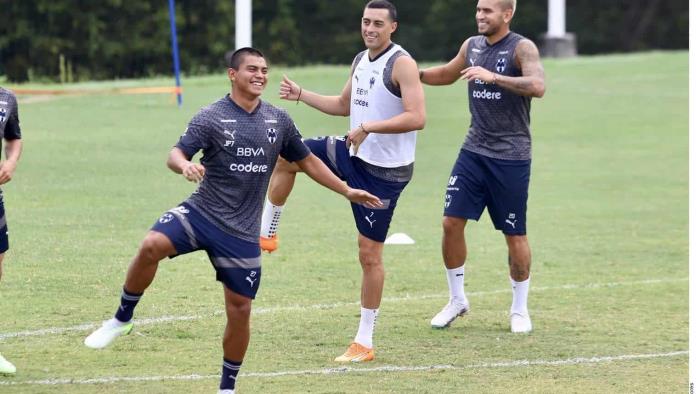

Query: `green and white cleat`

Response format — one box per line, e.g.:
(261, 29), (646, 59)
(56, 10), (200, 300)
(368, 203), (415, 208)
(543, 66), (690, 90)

(84, 318), (134, 349)
(0, 353), (16, 375)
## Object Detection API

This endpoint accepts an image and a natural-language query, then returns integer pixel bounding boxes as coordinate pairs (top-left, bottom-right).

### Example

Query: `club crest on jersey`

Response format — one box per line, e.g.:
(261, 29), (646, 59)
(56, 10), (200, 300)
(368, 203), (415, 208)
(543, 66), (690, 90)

(369, 76), (376, 89)
(0, 108), (6, 123)
(496, 58), (506, 73)
(266, 128), (277, 144)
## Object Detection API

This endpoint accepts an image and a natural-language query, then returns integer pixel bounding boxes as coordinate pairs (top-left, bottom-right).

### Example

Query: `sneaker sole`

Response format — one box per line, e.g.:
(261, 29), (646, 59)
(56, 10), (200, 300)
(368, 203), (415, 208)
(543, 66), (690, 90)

(431, 307), (470, 329)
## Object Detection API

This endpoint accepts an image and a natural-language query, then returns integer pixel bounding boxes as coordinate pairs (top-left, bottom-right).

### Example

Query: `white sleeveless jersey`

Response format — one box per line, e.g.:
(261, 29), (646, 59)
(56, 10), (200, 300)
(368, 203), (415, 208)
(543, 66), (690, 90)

(350, 43), (417, 168)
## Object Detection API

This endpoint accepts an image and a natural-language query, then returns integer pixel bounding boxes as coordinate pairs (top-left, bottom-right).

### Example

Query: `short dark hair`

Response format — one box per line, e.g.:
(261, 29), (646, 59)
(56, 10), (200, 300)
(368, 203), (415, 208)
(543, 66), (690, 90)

(228, 47), (265, 69)
(365, 0), (397, 22)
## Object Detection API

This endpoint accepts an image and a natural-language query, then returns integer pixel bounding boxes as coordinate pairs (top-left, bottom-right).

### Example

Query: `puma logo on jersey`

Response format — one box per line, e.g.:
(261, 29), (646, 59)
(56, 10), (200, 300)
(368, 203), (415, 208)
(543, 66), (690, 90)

(224, 129), (237, 139)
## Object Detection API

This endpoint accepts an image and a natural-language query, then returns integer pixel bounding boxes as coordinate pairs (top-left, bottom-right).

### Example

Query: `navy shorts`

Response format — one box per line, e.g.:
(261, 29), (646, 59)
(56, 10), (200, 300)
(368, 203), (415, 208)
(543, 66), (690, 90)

(151, 203), (261, 299)
(304, 136), (408, 243)
(0, 194), (8, 254)
(444, 149), (530, 235)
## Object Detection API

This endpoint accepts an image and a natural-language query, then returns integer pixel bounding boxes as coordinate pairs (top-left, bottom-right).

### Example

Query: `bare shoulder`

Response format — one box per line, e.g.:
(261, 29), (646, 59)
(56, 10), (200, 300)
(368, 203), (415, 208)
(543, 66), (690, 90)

(393, 55), (419, 80)
(514, 39), (542, 63)
(460, 37), (473, 55)
(394, 54), (418, 69)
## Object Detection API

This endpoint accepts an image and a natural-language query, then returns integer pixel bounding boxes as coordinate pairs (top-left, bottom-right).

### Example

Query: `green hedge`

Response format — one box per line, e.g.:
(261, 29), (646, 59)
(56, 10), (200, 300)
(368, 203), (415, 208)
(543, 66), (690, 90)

(0, 0), (687, 82)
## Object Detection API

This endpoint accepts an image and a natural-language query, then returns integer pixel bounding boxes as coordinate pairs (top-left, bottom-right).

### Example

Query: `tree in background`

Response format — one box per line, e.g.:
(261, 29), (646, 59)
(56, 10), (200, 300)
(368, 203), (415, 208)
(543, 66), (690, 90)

(0, 0), (688, 82)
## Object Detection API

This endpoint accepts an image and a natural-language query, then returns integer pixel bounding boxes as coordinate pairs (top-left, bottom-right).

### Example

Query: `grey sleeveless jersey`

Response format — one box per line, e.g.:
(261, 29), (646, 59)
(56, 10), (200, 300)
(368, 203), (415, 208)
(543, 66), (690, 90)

(176, 95), (310, 242)
(464, 32), (532, 160)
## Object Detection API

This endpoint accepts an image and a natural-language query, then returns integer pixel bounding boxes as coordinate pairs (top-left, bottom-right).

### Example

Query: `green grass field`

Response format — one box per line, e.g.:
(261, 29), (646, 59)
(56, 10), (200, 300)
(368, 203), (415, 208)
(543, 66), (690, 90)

(0, 51), (687, 393)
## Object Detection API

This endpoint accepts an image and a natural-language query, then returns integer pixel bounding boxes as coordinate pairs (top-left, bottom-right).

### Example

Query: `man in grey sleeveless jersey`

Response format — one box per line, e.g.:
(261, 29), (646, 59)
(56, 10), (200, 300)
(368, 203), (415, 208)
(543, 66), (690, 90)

(0, 87), (23, 375)
(420, 0), (545, 333)
(260, 0), (425, 362)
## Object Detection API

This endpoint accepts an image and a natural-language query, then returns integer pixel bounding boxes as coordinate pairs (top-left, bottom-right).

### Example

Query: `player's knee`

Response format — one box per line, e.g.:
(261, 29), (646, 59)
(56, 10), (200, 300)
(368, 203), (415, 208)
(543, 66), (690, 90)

(225, 299), (251, 320)
(138, 234), (168, 263)
(506, 234), (529, 251)
(358, 251), (383, 271)
(442, 216), (465, 235)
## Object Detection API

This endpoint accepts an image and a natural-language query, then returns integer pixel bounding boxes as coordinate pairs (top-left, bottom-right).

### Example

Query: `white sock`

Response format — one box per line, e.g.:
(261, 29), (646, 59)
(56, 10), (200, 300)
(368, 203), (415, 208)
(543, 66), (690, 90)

(260, 197), (283, 238)
(510, 276), (530, 315)
(446, 266), (468, 305)
(354, 307), (378, 349)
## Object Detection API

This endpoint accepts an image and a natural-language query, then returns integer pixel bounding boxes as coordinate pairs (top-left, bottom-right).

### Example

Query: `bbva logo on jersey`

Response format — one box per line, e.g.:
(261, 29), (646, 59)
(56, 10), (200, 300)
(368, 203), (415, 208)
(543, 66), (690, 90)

(266, 128), (277, 144)
(0, 108), (6, 123)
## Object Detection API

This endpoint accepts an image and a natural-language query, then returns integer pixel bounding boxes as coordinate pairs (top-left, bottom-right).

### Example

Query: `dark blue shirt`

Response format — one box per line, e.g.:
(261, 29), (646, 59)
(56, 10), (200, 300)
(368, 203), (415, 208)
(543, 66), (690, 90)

(0, 88), (22, 145)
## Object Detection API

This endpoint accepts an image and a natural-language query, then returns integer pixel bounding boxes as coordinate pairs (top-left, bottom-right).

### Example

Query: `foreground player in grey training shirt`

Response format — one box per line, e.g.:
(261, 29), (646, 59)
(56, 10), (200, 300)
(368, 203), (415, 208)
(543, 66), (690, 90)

(420, 0), (545, 333)
(84, 48), (382, 394)
(0, 87), (23, 375)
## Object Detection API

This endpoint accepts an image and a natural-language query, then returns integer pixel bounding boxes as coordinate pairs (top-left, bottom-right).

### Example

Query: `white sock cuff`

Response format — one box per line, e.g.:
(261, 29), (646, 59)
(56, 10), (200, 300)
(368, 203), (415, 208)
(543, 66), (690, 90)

(446, 266), (466, 302)
(446, 266), (465, 275)
(510, 276), (530, 315)
(361, 306), (379, 317)
(510, 276), (530, 286)
(260, 197), (284, 238)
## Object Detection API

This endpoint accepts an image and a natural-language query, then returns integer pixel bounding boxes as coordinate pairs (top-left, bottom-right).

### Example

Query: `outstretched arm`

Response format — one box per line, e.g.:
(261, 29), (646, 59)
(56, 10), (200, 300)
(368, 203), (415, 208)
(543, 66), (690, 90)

(460, 39), (545, 98)
(279, 74), (352, 116)
(295, 154), (383, 208)
(167, 147), (206, 183)
(420, 39), (471, 86)
(0, 139), (22, 185)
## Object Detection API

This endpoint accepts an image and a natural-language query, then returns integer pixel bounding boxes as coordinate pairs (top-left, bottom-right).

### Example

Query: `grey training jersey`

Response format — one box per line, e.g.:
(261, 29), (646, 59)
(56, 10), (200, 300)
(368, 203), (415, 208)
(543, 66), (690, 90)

(176, 95), (310, 242)
(0, 88), (22, 153)
(464, 32), (532, 160)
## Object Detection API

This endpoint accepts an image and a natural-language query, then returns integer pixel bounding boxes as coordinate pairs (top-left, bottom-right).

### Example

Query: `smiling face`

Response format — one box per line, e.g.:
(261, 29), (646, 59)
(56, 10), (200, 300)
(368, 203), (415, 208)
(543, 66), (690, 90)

(228, 54), (268, 98)
(361, 7), (396, 52)
(475, 0), (514, 37)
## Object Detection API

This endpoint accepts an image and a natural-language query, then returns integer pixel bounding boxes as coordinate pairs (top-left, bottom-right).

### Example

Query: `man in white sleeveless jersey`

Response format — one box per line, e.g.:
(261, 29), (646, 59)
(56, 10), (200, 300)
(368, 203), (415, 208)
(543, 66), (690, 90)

(260, 0), (425, 362)
(420, 0), (545, 333)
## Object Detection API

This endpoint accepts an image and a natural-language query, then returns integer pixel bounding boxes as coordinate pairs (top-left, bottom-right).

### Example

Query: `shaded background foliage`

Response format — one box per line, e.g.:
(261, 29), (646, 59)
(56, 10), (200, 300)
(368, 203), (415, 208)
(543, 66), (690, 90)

(0, 0), (688, 82)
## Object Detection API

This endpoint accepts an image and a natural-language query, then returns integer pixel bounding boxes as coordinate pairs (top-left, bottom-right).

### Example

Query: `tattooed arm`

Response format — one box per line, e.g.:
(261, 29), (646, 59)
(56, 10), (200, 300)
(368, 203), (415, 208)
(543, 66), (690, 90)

(460, 39), (546, 98)
(496, 39), (546, 97)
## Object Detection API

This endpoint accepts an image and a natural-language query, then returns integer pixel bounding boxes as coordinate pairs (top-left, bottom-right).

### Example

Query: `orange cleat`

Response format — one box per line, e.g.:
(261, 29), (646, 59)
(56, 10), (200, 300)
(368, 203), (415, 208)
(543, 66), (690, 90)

(334, 342), (375, 363)
(260, 235), (278, 253)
